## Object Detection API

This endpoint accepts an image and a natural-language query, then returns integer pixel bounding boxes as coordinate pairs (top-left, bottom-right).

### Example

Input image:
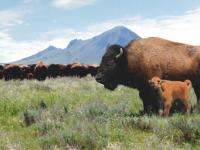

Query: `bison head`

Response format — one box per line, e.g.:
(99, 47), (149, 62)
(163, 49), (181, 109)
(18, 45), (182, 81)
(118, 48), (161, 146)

(95, 44), (126, 90)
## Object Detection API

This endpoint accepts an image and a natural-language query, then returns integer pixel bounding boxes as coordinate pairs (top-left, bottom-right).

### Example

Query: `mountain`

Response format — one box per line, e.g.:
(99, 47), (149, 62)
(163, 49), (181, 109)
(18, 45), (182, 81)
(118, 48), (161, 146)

(15, 46), (71, 64)
(14, 26), (141, 64)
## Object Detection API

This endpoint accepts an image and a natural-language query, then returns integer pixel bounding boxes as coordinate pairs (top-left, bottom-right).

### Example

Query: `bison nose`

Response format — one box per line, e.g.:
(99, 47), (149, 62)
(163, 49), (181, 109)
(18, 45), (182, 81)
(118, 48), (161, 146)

(95, 76), (102, 82)
(95, 75), (104, 83)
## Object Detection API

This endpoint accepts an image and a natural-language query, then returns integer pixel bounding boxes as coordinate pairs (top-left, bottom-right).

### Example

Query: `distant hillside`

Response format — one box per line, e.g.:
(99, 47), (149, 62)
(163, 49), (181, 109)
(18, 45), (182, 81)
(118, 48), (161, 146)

(14, 26), (141, 64)
(15, 46), (71, 64)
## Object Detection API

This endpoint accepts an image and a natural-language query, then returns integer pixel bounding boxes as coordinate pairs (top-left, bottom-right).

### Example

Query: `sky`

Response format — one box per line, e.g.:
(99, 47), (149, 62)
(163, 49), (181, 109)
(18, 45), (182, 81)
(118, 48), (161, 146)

(1, 0), (200, 62)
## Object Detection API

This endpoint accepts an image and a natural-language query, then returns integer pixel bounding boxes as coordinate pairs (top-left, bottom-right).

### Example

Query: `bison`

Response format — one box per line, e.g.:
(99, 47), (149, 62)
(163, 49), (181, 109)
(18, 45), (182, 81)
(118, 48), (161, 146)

(65, 62), (88, 77)
(34, 61), (48, 81)
(19, 64), (32, 80)
(28, 64), (36, 73)
(149, 76), (191, 116)
(48, 64), (65, 78)
(0, 65), (4, 79)
(87, 64), (99, 77)
(3, 64), (23, 80)
(0, 65), (4, 71)
(96, 37), (200, 114)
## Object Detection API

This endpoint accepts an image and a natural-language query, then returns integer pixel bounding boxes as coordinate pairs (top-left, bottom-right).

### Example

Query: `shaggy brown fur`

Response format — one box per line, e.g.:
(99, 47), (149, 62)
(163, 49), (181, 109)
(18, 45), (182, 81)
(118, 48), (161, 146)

(149, 77), (191, 116)
(87, 64), (99, 76)
(3, 64), (23, 80)
(34, 61), (48, 81)
(48, 64), (65, 78)
(70, 63), (88, 77)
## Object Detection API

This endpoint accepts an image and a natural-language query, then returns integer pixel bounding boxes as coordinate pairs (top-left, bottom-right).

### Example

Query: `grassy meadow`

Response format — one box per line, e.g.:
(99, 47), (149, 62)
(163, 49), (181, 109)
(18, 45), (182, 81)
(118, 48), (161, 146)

(0, 76), (199, 149)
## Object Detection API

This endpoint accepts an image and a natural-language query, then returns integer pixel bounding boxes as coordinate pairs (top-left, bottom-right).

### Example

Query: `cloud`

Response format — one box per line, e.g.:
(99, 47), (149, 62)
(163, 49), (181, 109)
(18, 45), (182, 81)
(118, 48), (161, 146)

(85, 8), (200, 45)
(44, 6), (200, 48)
(52, 0), (96, 10)
(44, 7), (200, 50)
(40, 28), (98, 47)
(0, 8), (33, 63)
(0, 9), (25, 30)
(1, 6), (200, 63)
(0, 32), (46, 62)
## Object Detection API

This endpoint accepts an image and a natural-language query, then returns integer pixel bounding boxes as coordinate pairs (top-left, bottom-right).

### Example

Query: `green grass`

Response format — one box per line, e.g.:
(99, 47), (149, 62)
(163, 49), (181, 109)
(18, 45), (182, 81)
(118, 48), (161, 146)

(0, 76), (199, 149)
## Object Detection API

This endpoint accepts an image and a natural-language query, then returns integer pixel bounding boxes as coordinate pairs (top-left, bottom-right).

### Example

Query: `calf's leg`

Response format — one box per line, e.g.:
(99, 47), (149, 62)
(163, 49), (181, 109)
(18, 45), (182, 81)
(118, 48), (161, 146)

(182, 99), (191, 115)
(163, 102), (172, 117)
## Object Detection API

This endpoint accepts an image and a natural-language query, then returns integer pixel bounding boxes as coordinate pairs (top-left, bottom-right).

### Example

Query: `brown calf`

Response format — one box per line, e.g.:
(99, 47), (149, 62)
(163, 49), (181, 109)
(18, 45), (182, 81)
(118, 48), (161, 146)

(149, 76), (191, 116)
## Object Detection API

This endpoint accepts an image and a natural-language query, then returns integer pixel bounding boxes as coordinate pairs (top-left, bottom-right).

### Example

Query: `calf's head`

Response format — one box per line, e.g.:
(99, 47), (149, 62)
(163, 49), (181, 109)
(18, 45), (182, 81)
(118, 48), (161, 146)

(148, 76), (163, 91)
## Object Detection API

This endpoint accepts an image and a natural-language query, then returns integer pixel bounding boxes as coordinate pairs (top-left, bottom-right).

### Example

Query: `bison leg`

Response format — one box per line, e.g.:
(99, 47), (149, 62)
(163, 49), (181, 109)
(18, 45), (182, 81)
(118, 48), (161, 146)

(163, 102), (172, 117)
(182, 100), (191, 115)
(139, 86), (159, 114)
(158, 99), (164, 116)
(193, 84), (200, 111)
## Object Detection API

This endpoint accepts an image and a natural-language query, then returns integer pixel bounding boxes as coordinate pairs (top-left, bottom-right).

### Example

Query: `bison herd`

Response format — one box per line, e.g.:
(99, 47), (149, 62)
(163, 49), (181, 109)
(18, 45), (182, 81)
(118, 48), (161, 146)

(0, 61), (99, 81)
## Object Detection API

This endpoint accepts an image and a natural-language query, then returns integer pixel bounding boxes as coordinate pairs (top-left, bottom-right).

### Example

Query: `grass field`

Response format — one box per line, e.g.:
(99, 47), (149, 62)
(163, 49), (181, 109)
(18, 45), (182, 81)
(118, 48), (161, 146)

(0, 76), (200, 150)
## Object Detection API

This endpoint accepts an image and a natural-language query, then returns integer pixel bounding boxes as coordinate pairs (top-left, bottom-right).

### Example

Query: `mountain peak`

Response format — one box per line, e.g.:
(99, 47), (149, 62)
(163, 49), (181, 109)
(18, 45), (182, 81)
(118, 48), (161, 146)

(98, 26), (140, 42)
(14, 26), (140, 64)
(109, 26), (131, 32)
(66, 39), (82, 49)
(46, 45), (58, 50)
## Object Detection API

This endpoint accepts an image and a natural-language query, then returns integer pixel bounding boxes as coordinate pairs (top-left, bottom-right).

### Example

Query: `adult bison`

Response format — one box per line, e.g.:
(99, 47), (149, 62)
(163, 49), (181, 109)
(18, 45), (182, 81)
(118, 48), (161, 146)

(34, 61), (48, 81)
(0, 65), (4, 79)
(70, 63), (88, 77)
(19, 64), (32, 80)
(95, 37), (200, 113)
(87, 64), (99, 77)
(64, 62), (88, 77)
(3, 64), (23, 80)
(48, 64), (65, 78)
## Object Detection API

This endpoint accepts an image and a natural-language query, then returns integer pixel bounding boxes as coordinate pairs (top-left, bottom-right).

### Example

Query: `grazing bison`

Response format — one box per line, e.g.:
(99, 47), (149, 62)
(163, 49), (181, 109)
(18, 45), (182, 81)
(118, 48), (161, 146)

(34, 61), (48, 81)
(0, 65), (4, 79)
(69, 62), (88, 77)
(0, 65), (4, 71)
(96, 37), (200, 113)
(28, 64), (36, 73)
(3, 64), (23, 80)
(48, 64), (65, 78)
(149, 77), (191, 116)
(19, 64), (32, 80)
(87, 64), (99, 77)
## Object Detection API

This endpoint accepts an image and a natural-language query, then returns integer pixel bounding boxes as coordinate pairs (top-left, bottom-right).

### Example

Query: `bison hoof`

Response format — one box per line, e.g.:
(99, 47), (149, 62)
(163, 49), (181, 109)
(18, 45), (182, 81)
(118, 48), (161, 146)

(158, 109), (163, 116)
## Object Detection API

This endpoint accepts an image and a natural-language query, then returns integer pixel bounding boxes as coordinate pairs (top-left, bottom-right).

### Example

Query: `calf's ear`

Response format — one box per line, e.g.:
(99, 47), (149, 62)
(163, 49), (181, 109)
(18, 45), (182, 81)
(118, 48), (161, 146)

(185, 80), (191, 87)
(157, 79), (161, 84)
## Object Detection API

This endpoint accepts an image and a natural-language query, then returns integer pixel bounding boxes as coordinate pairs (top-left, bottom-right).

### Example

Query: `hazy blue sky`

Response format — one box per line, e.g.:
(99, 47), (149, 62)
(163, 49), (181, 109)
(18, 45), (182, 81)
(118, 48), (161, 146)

(1, 0), (200, 62)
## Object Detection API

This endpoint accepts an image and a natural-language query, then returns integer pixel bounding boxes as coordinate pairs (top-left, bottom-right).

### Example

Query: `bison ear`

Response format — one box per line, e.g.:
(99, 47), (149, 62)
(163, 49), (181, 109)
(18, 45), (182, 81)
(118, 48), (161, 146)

(115, 48), (124, 59)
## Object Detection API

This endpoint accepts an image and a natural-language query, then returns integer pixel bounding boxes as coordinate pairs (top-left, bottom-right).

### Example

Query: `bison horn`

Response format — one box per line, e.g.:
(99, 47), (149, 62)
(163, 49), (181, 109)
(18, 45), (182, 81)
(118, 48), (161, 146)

(116, 48), (123, 58)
